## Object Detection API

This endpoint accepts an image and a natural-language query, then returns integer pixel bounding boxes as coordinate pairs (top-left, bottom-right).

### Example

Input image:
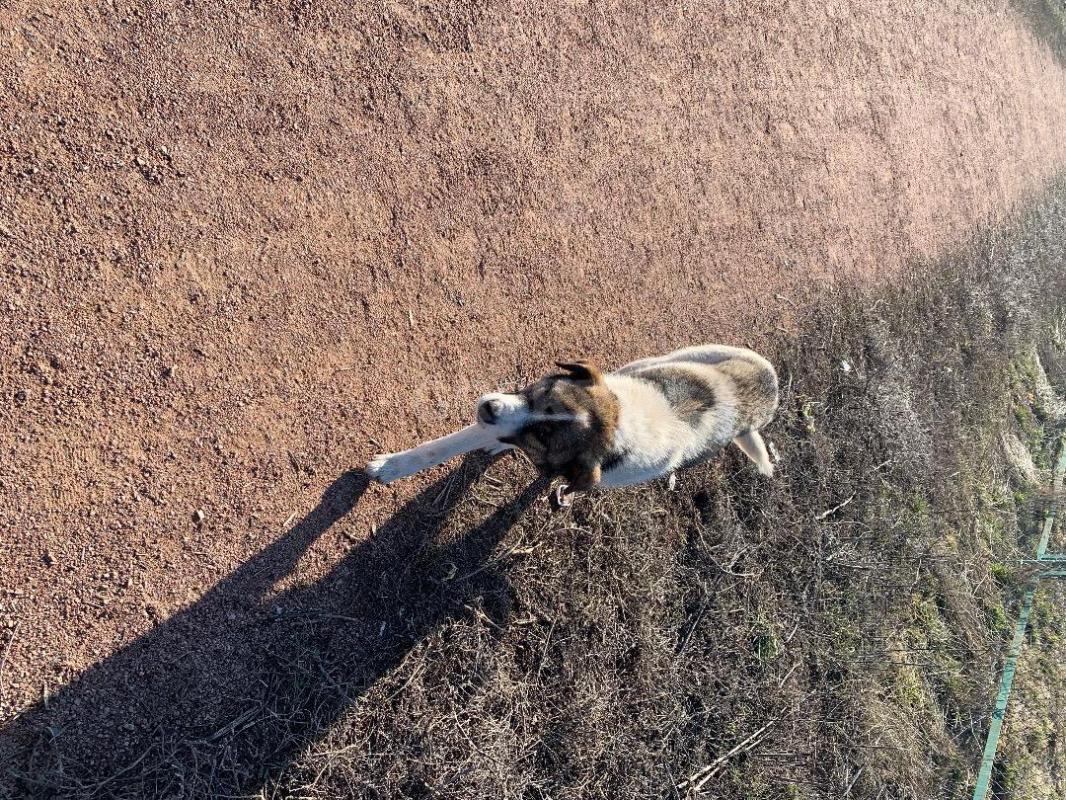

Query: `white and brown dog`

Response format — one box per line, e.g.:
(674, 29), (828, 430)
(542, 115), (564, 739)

(366, 345), (778, 504)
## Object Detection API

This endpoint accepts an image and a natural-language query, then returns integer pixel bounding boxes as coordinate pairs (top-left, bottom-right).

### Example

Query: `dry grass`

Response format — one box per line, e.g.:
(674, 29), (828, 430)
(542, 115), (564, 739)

(4, 185), (1066, 799)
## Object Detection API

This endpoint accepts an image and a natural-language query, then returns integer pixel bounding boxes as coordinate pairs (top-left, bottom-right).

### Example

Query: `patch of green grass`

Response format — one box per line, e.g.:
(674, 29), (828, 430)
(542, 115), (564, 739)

(1015, 402), (1040, 439)
(977, 480), (1016, 513)
(1031, 590), (1065, 647)
(909, 594), (950, 645)
(1009, 353), (1057, 472)
(989, 603), (1013, 636)
(895, 664), (931, 711)
(990, 562), (1017, 589)
(910, 492), (931, 516)
(751, 615), (782, 666)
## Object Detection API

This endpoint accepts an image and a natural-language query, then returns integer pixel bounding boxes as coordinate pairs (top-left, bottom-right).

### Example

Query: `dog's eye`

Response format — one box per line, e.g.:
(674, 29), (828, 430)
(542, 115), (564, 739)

(545, 405), (555, 415)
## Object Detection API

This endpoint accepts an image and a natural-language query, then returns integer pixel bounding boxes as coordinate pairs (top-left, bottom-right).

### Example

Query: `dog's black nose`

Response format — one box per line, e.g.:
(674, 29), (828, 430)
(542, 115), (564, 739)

(478, 399), (500, 425)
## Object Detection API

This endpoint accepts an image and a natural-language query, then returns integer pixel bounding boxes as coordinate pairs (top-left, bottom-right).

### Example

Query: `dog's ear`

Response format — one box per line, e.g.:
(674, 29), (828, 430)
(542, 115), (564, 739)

(555, 360), (603, 385)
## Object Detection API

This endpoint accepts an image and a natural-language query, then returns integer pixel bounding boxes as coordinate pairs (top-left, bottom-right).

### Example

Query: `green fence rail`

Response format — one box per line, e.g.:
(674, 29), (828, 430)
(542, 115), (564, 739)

(972, 438), (1066, 800)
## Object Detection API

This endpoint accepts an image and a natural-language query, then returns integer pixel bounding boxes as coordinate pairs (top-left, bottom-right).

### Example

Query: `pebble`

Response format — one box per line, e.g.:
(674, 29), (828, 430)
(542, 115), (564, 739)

(192, 509), (205, 524)
(14, 389), (27, 404)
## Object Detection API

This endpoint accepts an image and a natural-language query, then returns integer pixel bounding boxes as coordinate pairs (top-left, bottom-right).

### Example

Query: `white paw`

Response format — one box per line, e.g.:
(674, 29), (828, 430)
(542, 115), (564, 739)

(366, 452), (420, 484)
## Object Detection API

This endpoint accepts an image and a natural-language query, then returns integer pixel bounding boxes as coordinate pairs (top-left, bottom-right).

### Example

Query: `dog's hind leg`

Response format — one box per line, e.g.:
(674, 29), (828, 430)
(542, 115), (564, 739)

(732, 430), (774, 477)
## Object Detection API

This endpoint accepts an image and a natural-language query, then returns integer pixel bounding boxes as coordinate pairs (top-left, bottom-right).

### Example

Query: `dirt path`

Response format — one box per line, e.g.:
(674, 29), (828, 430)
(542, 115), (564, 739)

(2, 0), (1066, 782)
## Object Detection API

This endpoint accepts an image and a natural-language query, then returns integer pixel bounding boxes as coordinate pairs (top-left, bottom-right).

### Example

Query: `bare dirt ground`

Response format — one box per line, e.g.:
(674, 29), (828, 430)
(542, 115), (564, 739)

(2, 1), (1066, 797)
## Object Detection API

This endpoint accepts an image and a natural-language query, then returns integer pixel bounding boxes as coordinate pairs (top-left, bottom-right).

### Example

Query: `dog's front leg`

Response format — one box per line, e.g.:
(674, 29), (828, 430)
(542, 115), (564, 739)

(367, 424), (505, 484)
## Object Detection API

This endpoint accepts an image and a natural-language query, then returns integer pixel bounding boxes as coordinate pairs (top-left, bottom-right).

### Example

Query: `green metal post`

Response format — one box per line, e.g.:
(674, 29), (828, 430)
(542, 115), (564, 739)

(971, 440), (1066, 800)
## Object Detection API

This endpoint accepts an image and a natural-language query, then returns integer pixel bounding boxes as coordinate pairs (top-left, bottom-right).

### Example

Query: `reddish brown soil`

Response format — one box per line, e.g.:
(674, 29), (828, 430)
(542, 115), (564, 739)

(1, 0), (1065, 786)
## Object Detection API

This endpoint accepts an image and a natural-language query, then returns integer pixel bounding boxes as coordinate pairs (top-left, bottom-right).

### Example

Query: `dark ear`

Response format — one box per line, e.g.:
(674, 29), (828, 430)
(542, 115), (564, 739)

(555, 360), (603, 385)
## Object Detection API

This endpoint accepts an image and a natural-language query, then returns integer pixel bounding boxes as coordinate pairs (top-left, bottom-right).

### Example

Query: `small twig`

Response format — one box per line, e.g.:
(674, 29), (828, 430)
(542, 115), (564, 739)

(709, 545), (761, 578)
(0, 620), (21, 705)
(844, 764), (865, 796)
(816, 494), (854, 521)
(465, 603), (505, 632)
(777, 660), (800, 689)
(383, 658), (426, 703)
(783, 621), (800, 643)
(206, 706), (259, 742)
(534, 618), (557, 685)
(829, 561), (878, 570)
(679, 718), (779, 791)
(275, 609), (362, 625)
(451, 533), (531, 584)
(77, 731), (160, 800)
(677, 600), (707, 656)
(774, 293), (798, 308)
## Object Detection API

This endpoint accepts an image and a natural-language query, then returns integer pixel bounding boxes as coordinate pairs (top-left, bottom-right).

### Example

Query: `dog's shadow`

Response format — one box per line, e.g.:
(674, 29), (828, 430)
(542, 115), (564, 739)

(1, 457), (548, 798)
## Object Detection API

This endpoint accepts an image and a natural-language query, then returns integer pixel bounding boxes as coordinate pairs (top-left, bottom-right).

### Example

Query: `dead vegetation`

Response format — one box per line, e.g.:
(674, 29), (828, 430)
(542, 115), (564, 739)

(4, 187), (1066, 798)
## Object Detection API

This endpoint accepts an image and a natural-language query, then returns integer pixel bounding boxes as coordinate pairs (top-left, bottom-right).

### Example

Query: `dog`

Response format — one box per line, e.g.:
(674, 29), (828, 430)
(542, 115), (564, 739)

(366, 345), (778, 505)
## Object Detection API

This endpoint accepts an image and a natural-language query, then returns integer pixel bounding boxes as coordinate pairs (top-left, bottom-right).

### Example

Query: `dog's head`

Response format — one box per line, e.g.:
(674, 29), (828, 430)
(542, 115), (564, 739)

(476, 360), (619, 487)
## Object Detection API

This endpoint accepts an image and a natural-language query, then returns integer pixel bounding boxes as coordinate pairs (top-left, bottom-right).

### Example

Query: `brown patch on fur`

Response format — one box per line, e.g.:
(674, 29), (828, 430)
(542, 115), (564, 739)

(502, 361), (619, 486)
(562, 458), (602, 491)
(635, 366), (718, 426)
(555, 360), (603, 385)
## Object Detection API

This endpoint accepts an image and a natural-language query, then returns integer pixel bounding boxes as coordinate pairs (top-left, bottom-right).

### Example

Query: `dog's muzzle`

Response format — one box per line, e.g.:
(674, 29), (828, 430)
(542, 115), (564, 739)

(477, 397), (501, 425)
(476, 392), (527, 429)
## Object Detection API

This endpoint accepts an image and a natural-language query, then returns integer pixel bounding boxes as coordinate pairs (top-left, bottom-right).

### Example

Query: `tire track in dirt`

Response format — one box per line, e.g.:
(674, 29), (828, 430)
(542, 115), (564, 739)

(1, 0), (1065, 753)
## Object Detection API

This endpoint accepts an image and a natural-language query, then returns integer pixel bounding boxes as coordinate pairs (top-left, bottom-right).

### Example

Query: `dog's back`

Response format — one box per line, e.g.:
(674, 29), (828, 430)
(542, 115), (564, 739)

(600, 345), (778, 487)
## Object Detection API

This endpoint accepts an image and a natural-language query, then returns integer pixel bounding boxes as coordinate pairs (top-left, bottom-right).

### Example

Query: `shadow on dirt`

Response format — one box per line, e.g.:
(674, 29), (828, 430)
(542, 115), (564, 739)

(1011, 0), (1066, 67)
(0, 458), (549, 798)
